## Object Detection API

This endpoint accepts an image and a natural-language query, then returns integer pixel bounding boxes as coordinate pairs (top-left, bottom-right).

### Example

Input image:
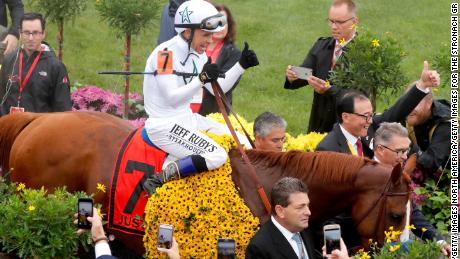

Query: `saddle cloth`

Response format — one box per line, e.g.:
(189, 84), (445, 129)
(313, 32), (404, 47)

(107, 128), (167, 235)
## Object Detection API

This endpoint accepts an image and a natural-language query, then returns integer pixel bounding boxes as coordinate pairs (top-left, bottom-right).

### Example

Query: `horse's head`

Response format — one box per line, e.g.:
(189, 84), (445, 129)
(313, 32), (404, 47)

(352, 163), (411, 248)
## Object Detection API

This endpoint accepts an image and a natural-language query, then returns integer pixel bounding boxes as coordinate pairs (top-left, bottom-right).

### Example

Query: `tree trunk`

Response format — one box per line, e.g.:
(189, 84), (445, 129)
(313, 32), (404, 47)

(58, 18), (64, 61)
(370, 86), (377, 111)
(123, 33), (131, 119)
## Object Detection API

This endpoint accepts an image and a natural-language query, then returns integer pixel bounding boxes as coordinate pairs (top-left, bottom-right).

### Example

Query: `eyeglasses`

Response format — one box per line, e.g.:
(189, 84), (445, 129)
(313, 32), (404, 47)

(379, 145), (410, 156)
(351, 112), (373, 122)
(20, 31), (43, 38)
(327, 17), (355, 26)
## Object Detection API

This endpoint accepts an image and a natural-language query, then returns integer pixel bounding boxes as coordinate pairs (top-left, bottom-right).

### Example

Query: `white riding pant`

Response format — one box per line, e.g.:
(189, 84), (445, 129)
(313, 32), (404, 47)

(145, 112), (251, 170)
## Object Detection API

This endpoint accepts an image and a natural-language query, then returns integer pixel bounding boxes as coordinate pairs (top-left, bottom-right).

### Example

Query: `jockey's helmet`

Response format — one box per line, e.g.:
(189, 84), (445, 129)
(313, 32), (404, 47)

(174, 0), (227, 34)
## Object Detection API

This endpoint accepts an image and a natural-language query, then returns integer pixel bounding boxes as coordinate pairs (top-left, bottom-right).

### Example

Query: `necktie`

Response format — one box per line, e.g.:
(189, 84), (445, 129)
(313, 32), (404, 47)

(331, 44), (342, 69)
(292, 233), (306, 259)
(356, 138), (363, 157)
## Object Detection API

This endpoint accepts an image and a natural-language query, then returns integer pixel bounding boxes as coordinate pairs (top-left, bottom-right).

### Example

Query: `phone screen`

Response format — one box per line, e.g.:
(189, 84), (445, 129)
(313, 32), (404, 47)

(157, 224), (173, 249)
(217, 238), (236, 259)
(324, 228), (341, 254)
(77, 198), (93, 229)
(291, 66), (313, 80)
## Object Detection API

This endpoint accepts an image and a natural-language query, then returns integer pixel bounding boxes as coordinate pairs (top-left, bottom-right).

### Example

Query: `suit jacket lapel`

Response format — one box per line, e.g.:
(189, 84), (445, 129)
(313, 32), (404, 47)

(300, 229), (318, 259)
(333, 124), (351, 154)
(267, 220), (300, 259)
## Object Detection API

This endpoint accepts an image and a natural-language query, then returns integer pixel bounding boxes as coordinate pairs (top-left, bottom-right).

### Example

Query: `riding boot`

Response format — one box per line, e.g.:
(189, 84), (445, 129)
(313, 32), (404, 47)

(143, 156), (204, 195)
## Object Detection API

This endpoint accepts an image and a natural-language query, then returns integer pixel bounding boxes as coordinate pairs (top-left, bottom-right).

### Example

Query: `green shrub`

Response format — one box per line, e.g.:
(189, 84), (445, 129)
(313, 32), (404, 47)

(330, 29), (408, 109)
(0, 178), (92, 258)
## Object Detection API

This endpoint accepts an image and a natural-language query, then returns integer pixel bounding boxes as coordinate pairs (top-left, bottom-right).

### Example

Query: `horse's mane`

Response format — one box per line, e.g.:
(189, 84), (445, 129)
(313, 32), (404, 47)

(246, 150), (377, 185)
(0, 113), (42, 171)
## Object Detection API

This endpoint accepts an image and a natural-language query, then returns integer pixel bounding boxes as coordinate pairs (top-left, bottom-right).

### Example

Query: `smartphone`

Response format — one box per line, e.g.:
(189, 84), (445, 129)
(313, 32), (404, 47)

(77, 198), (93, 229)
(324, 224), (341, 256)
(217, 238), (236, 259)
(157, 224), (174, 249)
(290, 66), (313, 80)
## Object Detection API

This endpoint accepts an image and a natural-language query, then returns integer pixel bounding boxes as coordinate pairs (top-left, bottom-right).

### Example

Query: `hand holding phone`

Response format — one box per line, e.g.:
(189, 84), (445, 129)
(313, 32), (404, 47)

(290, 66), (313, 80)
(324, 224), (341, 256)
(157, 224), (174, 249)
(77, 198), (93, 229)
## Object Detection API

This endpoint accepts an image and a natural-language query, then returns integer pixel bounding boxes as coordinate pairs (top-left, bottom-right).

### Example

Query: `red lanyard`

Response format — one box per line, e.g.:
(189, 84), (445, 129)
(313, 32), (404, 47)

(18, 48), (43, 101)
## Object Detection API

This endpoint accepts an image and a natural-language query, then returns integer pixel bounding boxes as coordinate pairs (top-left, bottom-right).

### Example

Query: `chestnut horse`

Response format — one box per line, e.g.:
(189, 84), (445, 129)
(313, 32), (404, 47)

(0, 112), (410, 255)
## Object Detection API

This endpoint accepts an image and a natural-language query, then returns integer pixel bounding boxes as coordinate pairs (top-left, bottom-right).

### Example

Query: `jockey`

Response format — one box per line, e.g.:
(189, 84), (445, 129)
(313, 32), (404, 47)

(142, 0), (259, 194)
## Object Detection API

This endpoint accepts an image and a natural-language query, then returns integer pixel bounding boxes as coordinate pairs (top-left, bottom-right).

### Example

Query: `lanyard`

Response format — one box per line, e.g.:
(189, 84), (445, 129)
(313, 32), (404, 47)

(18, 48), (43, 102)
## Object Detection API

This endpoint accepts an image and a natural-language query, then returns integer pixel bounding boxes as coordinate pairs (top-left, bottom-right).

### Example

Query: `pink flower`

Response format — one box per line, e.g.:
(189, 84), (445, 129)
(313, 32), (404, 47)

(71, 85), (146, 121)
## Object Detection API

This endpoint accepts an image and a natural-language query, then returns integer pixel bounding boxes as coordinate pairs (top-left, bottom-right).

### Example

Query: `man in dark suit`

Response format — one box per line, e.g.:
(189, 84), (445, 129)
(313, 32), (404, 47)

(284, 0), (358, 133)
(373, 122), (451, 258)
(246, 177), (321, 259)
(315, 61), (440, 159)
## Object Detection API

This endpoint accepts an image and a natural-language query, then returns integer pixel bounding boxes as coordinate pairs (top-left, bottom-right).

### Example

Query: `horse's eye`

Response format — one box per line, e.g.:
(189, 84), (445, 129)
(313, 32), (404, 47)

(389, 213), (403, 220)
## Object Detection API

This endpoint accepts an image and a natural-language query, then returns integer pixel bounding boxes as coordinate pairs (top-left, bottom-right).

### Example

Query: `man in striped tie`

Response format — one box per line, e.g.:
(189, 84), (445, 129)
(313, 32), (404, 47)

(284, 0), (358, 134)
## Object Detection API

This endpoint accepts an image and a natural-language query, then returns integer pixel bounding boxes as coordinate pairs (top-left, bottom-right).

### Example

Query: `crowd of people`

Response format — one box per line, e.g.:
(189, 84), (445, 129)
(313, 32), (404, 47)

(0, 0), (453, 258)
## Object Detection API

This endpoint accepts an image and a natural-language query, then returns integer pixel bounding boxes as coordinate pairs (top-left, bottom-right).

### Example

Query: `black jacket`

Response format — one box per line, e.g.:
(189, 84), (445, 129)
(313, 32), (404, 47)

(0, 44), (72, 116)
(408, 99), (451, 175)
(198, 41), (241, 116)
(284, 36), (338, 133)
(0, 0), (23, 38)
(246, 219), (321, 259)
(315, 85), (428, 158)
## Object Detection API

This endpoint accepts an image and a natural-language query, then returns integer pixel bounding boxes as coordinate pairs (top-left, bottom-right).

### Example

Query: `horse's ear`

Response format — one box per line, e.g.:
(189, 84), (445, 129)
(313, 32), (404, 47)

(390, 163), (402, 184)
(403, 153), (417, 175)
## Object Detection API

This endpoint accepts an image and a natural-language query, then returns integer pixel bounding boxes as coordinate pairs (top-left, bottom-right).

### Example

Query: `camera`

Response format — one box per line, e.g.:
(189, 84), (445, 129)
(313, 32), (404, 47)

(217, 238), (235, 259)
(77, 198), (93, 229)
(323, 224), (341, 256)
(157, 224), (174, 249)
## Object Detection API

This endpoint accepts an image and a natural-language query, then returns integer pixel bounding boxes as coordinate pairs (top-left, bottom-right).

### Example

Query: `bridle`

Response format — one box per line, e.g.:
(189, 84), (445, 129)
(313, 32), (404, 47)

(353, 173), (410, 242)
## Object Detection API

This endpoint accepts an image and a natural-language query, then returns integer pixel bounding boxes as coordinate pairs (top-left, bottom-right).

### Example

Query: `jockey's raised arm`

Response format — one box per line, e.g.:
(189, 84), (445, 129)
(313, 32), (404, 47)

(142, 0), (259, 195)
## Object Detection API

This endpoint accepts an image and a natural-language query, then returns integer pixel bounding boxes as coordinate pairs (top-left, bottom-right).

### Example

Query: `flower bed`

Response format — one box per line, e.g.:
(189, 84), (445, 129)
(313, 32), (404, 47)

(143, 133), (259, 258)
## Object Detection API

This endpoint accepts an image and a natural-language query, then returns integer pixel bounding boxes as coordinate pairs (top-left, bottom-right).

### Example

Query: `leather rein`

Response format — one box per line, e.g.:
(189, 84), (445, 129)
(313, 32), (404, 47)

(354, 173), (410, 240)
(210, 81), (272, 215)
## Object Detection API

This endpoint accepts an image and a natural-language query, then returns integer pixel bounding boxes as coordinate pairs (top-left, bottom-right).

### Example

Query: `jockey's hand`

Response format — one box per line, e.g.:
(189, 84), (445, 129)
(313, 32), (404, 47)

(199, 57), (220, 83)
(239, 42), (259, 69)
(417, 61), (440, 90)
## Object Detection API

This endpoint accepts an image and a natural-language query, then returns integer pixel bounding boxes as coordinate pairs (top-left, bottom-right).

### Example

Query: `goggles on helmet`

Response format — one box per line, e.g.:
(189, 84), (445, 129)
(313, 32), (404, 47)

(176, 13), (227, 31)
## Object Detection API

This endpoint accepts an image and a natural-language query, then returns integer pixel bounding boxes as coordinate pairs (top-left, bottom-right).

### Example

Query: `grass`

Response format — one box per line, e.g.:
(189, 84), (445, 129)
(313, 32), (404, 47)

(28, 0), (451, 135)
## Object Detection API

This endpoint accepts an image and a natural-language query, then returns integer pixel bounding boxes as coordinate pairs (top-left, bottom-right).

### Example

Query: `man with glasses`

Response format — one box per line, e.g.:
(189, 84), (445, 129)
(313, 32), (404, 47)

(284, 0), (358, 133)
(373, 122), (451, 258)
(253, 111), (287, 152)
(0, 12), (71, 116)
(315, 61), (440, 159)
(142, 0), (259, 195)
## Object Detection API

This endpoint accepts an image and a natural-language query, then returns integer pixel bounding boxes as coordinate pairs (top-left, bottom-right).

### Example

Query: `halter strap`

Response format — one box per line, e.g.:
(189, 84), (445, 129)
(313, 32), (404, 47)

(211, 81), (271, 214)
(355, 175), (409, 240)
